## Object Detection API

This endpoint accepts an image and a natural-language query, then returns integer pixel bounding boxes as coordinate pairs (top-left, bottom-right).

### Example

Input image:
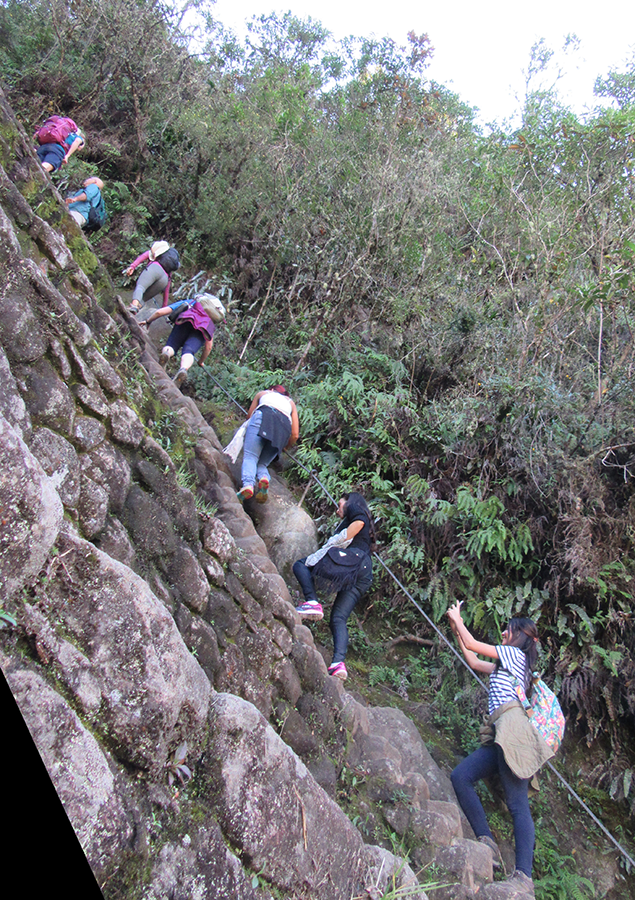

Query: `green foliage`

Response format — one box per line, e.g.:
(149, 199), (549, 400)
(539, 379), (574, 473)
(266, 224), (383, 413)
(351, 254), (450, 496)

(368, 650), (483, 753)
(150, 409), (196, 463)
(424, 485), (535, 574)
(165, 741), (192, 788)
(0, 605), (17, 629)
(533, 826), (596, 900)
(470, 583), (549, 639)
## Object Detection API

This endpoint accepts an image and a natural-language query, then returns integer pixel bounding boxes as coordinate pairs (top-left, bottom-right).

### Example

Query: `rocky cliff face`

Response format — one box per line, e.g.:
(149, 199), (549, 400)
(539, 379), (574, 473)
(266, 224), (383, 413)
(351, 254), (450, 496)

(0, 86), (536, 900)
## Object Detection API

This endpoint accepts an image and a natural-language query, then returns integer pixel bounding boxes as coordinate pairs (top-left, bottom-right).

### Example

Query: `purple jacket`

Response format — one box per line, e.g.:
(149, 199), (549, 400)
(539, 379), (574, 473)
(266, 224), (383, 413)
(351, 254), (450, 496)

(176, 302), (215, 341)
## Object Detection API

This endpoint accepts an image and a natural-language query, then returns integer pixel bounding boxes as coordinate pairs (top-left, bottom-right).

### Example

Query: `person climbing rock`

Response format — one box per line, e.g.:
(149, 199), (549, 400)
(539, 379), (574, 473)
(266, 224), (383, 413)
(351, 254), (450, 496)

(34, 115), (85, 173)
(447, 601), (547, 890)
(65, 177), (104, 228)
(236, 386), (299, 504)
(125, 240), (180, 315)
(140, 293), (223, 389)
(294, 492), (375, 681)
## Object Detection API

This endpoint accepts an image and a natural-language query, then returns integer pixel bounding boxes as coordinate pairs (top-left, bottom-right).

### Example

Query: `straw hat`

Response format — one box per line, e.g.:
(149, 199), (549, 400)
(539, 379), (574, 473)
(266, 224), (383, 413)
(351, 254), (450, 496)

(149, 240), (170, 260)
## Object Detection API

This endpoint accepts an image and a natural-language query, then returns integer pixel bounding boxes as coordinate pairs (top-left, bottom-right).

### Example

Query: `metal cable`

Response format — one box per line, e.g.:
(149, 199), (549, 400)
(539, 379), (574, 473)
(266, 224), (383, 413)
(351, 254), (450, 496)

(206, 367), (635, 871)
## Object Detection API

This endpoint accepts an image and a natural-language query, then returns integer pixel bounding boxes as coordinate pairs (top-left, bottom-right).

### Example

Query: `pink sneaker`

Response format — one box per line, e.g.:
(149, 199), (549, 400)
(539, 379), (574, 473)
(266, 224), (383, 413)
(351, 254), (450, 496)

(295, 601), (324, 620)
(328, 662), (348, 680)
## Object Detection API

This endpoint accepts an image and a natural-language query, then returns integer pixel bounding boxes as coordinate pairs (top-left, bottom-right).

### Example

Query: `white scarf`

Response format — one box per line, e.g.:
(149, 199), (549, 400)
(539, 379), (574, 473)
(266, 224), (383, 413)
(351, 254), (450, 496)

(223, 421), (248, 463)
(305, 529), (352, 567)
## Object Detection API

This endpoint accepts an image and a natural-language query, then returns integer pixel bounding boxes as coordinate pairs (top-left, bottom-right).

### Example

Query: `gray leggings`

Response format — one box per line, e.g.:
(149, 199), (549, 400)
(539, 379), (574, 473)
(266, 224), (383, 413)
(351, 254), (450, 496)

(132, 262), (169, 304)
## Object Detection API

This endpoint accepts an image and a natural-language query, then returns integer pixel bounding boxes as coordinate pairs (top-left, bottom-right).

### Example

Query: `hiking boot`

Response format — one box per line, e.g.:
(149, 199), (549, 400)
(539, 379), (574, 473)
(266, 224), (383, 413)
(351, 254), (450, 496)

(128, 304), (140, 315)
(478, 835), (502, 869)
(328, 661), (348, 680)
(237, 485), (254, 503)
(173, 367), (188, 388)
(507, 870), (534, 889)
(295, 601), (324, 620)
(159, 351), (170, 369)
(255, 477), (269, 503)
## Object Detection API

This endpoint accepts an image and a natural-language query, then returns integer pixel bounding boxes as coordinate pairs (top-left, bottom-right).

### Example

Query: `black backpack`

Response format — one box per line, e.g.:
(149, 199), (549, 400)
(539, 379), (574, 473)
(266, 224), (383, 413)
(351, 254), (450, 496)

(157, 247), (180, 273)
(167, 301), (189, 323)
(86, 190), (107, 231)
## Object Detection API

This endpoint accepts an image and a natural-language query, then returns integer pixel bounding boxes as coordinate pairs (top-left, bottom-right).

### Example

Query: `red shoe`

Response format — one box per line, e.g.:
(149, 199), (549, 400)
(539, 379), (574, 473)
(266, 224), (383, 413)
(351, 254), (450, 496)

(237, 485), (254, 503)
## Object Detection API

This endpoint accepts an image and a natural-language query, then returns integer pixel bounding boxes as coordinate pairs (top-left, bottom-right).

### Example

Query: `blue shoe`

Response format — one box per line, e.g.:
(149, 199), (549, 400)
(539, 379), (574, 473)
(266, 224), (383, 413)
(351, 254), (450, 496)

(237, 485), (254, 503)
(295, 601), (324, 620)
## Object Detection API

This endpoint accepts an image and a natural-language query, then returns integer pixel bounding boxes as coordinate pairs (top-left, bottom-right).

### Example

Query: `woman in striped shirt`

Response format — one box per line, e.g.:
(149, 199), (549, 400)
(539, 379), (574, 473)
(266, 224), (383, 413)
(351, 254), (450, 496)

(447, 600), (539, 890)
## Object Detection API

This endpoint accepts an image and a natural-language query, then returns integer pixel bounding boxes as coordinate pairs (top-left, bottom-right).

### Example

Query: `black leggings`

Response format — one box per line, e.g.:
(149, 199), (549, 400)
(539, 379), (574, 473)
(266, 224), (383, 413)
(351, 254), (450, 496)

(293, 556), (373, 663)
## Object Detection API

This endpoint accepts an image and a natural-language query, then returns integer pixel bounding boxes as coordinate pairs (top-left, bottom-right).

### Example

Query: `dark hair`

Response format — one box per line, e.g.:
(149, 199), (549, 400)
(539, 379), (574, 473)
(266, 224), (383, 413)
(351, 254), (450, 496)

(338, 492), (377, 551)
(507, 617), (539, 693)
(270, 385), (289, 396)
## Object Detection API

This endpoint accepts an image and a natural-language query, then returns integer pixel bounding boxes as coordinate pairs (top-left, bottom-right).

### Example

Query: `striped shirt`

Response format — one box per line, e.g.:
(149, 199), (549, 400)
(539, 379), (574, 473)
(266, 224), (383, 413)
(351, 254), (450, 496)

(488, 645), (527, 715)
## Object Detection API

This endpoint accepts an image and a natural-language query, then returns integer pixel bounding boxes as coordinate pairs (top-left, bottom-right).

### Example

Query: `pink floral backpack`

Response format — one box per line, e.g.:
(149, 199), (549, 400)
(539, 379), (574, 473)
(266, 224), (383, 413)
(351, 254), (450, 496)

(504, 669), (566, 753)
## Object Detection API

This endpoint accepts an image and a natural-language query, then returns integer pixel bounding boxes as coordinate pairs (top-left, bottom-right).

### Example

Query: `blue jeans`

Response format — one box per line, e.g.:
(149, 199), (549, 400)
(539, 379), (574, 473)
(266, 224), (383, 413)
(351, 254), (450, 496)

(241, 410), (279, 488)
(293, 555), (373, 664)
(451, 744), (534, 877)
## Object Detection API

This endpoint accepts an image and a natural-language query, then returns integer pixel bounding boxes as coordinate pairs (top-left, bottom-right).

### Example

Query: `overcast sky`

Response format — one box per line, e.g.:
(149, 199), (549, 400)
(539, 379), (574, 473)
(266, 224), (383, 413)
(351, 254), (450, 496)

(209, 0), (635, 127)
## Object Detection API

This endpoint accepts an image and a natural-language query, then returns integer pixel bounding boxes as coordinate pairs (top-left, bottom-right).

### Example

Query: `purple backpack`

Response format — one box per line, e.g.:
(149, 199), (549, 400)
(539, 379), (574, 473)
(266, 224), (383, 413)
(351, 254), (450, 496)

(35, 115), (78, 145)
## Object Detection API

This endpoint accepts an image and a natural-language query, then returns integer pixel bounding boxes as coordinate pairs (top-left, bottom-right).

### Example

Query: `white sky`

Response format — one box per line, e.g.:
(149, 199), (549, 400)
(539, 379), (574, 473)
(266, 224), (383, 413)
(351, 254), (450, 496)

(209, 0), (635, 128)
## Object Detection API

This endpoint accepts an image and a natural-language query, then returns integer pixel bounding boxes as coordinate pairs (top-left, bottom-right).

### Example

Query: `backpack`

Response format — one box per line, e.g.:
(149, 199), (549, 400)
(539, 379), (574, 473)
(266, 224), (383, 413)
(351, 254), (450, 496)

(197, 293), (226, 323)
(35, 115), (78, 146)
(167, 301), (190, 323)
(504, 669), (566, 754)
(86, 190), (107, 231)
(156, 248), (180, 273)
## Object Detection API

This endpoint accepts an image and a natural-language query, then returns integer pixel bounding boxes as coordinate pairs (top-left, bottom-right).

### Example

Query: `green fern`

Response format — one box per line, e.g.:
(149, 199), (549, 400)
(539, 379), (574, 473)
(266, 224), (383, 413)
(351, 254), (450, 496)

(534, 869), (595, 900)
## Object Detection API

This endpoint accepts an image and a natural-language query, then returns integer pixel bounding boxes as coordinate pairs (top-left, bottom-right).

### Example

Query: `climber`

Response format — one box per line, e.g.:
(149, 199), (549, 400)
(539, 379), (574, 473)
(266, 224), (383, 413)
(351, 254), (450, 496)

(447, 600), (548, 890)
(124, 241), (180, 315)
(235, 386), (300, 504)
(64, 177), (104, 228)
(34, 115), (85, 173)
(139, 293), (224, 389)
(294, 492), (375, 681)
